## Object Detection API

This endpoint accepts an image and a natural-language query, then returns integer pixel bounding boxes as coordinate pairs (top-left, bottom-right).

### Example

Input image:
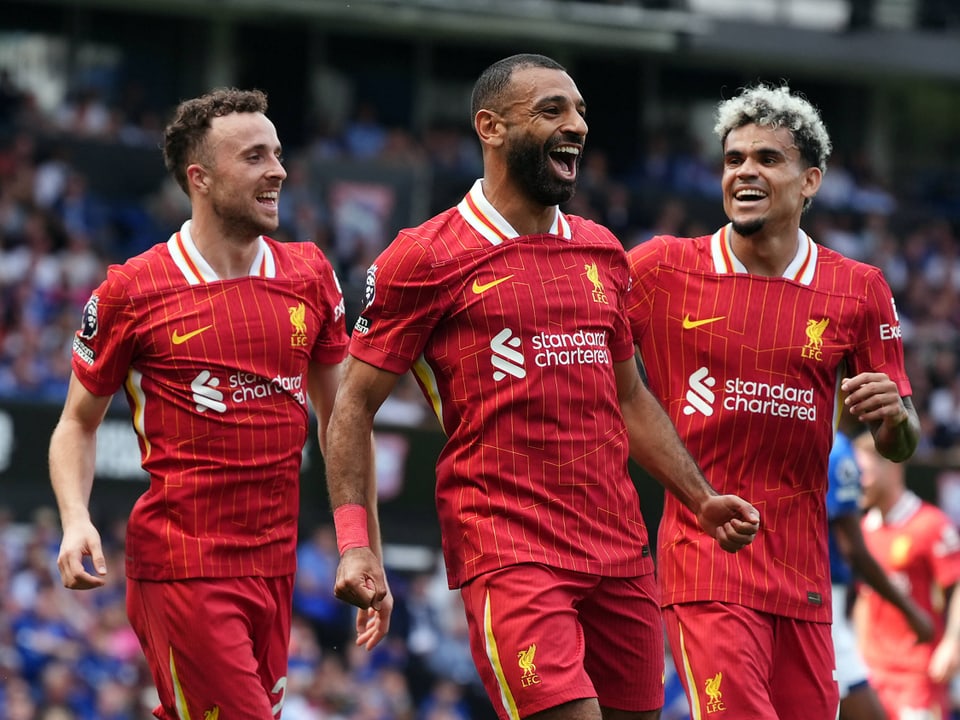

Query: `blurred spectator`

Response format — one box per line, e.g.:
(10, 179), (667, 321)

(293, 525), (354, 655)
(2, 677), (38, 720)
(376, 374), (432, 428)
(343, 100), (388, 159)
(418, 678), (472, 720)
(54, 87), (112, 139)
(54, 171), (109, 252)
(33, 144), (72, 210)
(0, 69), (27, 128)
(10, 582), (86, 685)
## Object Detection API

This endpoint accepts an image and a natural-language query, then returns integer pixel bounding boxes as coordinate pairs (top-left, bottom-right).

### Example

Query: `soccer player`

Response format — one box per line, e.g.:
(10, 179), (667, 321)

(48, 88), (368, 719)
(854, 429), (960, 720)
(325, 53), (760, 720)
(828, 416), (933, 720)
(625, 83), (921, 720)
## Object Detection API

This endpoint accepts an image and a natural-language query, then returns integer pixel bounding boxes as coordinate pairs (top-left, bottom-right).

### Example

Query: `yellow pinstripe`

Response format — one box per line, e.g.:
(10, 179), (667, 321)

(484, 590), (520, 720)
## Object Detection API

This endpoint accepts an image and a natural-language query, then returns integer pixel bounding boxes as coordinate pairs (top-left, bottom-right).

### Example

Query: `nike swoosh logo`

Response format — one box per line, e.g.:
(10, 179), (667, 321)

(682, 314), (725, 330)
(471, 275), (515, 295)
(172, 325), (213, 345)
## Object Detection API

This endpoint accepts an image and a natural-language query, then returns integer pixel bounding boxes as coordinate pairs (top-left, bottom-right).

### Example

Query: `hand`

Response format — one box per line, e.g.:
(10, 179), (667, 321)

(841, 372), (908, 427)
(928, 635), (960, 683)
(334, 546), (392, 649)
(56, 520), (107, 590)
(355, 586), (394, 651)
(697, 495), (760, 553)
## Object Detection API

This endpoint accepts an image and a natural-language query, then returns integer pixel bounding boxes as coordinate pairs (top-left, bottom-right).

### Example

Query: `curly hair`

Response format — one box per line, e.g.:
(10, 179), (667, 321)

(163, 87), (269, 194)
(714, 83), (832, 174)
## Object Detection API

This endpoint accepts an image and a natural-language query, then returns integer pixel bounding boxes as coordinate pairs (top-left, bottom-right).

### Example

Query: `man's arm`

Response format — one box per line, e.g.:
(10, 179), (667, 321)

(929, 584), (960, 683)
(49, 373), (112, 590)
(308, 359), (384, 564)
(842, 374), (919, 462)
(324, 355), (400, 649)
(614, 358), (759, 552)
(832, 512), (933, 642)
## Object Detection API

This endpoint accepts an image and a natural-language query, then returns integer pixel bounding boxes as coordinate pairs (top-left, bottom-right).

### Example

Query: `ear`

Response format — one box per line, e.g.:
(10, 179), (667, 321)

(801, 166), (822, 200)
(475, 109), (505, 148)
(186, 163), (209, 195)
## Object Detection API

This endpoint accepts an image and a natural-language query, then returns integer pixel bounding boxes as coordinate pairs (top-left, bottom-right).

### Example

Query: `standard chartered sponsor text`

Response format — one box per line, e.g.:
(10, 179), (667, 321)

(530, 330), (610, 367)
(723, 378), (816, 421)
(229, 371), (306, 404)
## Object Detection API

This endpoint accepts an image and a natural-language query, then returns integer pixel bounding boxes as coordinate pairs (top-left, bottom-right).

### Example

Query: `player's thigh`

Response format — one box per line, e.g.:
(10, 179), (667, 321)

(870, 668), (949, 720)
(770, 615), (838, 720)
(524, 698), (661, 720)
(460, 564), (599, 720)
(578, 573), (664, 714)
(127, 576), (291, 719)
(665, 602), (778, 720)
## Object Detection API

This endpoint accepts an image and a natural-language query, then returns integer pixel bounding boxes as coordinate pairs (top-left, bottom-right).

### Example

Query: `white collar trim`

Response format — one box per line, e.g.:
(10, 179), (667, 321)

(167, 220), (275, 284)
(456, 179), (571, 245)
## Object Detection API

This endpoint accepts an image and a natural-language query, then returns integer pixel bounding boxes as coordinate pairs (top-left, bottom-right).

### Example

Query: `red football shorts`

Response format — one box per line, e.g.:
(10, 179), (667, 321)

(460, 563), (664, 720)
(869, 666), (949, 720)
(127, 575), (294, 720)
(664, 602), (838, 720)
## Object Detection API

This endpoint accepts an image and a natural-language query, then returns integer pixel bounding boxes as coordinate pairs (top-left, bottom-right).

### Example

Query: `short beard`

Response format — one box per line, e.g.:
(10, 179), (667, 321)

(213, 196), (277, 240)
(506, 134), (578, 207)
(732, 218), (765, 236)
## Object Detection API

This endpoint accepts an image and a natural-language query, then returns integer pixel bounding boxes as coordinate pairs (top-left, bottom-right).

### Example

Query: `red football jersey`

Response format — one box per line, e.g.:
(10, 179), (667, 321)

(350, 180), (653, 588)
(72, 221), (348, 580)
(626, 226), (911, 622)
(859, 492), (960, 674)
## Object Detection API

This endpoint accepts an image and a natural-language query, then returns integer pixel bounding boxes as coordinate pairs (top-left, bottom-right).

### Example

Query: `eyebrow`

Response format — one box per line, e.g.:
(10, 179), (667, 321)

(724, 146), (785, 159)
(533, 94), (586, 112)
(240, 142), (282, 155)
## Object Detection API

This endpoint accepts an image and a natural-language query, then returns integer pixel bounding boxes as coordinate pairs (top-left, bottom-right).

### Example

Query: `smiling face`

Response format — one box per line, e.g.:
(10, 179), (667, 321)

(194, 111), (287, 239)
(721, 123), (821, 238)
(499, 66), (587, 207)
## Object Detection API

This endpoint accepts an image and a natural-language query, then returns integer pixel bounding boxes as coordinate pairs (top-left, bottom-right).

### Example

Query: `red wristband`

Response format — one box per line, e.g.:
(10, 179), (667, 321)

(333, 503), (369, 554)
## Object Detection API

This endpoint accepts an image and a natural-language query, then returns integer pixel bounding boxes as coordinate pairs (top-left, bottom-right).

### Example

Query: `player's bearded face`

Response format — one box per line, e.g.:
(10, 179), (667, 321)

(209, 170), (281, 239)
(506, 131), (580, 207)
(732, 217), (765, 236)
(203, 112), (285, 240)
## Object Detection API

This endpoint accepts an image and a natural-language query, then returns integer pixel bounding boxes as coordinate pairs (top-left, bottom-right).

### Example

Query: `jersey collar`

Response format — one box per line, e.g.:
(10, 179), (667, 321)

(456, 179), (572, 245)
(865, 490), (922, 530)
(710, 223), (818, 285)
(168, 220), (276, 285)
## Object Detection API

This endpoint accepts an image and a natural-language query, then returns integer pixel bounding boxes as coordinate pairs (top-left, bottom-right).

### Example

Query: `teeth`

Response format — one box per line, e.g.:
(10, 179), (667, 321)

(553, 146), (580, 155)
(736, 190), (766, 200)
(258, 192), (278, 201)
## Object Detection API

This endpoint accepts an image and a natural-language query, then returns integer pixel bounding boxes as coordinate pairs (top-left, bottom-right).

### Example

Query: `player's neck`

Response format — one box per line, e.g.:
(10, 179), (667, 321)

(729, 228), (800, 277)
(480, 177), (557, 236)
(877, 485), (907, 519)
(188, 215), (262, 280)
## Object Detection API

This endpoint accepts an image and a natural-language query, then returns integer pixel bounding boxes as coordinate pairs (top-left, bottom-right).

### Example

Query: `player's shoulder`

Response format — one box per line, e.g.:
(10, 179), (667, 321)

(564, 213), (624, 249)
(390, 206), (460, 250)
(915, 500), (960, 550)
(381, 205), (484, 268)
(814, 243), (885, 284)
(917, 498), (954, 526)
(626, 233), (706, 268)
(97, 242), (172, 299)
(264, 236), (335, 272)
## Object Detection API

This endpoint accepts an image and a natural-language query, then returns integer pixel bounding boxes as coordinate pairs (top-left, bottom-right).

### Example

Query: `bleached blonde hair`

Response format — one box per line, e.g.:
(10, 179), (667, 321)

(714, 83), (832, 174)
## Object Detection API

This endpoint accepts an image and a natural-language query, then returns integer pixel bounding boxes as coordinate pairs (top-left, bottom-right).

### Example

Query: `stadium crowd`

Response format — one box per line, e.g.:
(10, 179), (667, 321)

(1, 67), (960, 719)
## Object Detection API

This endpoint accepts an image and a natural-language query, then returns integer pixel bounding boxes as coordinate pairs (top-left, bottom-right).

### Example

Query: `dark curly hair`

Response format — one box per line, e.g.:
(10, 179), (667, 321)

(163, 87), (269, 194)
